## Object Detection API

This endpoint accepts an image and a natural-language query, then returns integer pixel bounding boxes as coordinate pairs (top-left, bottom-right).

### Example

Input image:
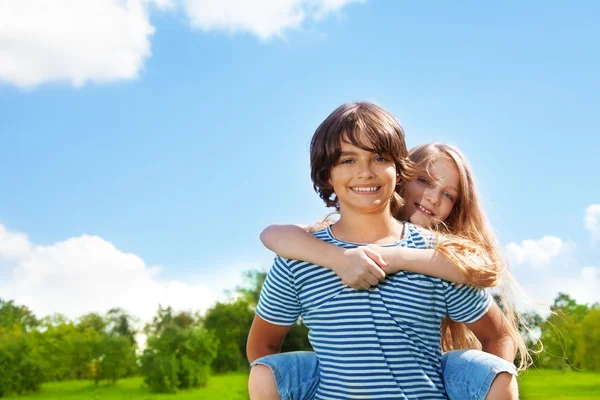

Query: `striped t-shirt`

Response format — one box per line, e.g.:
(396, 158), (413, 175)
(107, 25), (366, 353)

(256, 222), (492, 400)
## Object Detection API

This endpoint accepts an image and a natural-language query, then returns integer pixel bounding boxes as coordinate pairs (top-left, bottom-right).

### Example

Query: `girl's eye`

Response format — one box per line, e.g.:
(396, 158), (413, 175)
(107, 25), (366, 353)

(443, 192), (454, 201)
(417, 177), (429, 185)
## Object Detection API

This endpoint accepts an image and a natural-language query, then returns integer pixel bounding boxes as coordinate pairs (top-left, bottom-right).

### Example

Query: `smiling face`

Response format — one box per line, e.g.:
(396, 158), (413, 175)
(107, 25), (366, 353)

(402, 157), (460, 228)
(329, 138), (399, 215)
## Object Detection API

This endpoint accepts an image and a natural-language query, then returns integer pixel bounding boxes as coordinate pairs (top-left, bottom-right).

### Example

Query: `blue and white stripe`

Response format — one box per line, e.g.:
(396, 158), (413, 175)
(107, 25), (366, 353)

(256, 222), (492, 399)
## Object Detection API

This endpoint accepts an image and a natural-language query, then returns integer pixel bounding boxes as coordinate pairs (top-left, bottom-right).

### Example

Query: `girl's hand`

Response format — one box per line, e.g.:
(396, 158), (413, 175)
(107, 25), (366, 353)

(338, 247), (387, 289)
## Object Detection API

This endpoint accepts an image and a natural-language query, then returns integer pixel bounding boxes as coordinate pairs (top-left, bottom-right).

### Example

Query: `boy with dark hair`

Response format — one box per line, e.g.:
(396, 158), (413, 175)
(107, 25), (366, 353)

(247, 102), (511, 399)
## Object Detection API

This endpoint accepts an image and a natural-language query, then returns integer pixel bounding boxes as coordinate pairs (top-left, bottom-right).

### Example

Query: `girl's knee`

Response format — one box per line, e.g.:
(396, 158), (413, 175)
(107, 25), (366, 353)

(249, 364), (279, 400)
(486, 372), (519, 400)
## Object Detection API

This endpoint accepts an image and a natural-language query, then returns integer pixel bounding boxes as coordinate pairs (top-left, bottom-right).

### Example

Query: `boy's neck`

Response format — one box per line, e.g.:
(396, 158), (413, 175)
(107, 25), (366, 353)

(330, 208), (404, 244)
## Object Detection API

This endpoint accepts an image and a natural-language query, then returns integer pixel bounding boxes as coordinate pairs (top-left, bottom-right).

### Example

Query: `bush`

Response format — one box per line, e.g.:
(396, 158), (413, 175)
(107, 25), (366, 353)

(140, 324), (218, 393)
(0, 327), (43, 396)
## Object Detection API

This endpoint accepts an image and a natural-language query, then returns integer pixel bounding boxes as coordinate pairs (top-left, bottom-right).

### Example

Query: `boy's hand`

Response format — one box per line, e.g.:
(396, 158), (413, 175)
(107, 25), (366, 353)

(339, 247), (387, 289)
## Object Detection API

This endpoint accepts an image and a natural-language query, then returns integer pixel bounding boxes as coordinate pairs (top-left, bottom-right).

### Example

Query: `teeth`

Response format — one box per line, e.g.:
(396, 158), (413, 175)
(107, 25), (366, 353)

(351, 187), (379, 192)
(418, 205), (433, 215)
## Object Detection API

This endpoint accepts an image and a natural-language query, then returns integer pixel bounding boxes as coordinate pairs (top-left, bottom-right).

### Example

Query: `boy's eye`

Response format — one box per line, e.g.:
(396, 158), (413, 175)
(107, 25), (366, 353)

(375, 156), (388, 162)
(417, 177), (429, 185)
(340, 159), (354, 164)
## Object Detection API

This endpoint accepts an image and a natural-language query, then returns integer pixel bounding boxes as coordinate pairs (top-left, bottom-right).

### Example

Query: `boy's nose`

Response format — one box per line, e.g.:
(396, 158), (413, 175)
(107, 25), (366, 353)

(357, 163), (375, 179)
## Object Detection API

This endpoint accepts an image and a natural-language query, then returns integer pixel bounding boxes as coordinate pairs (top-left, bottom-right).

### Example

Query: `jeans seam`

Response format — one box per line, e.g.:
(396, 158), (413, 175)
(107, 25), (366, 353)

(475, 368), (501, 400)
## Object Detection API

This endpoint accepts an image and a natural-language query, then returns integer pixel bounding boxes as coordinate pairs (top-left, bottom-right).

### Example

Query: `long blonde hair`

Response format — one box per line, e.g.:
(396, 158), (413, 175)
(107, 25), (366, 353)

(403, 143), (533, 371)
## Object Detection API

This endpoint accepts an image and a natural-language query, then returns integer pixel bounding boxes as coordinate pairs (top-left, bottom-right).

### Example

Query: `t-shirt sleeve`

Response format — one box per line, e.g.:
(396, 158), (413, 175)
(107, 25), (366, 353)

(411, 224), (438, 250)
(255, 256), (302, 327)
(443, 282), (493, 323)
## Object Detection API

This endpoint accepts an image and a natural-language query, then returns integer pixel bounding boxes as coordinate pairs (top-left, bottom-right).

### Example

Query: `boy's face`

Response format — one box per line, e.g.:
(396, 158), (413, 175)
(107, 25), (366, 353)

(329, 137), (399, 215)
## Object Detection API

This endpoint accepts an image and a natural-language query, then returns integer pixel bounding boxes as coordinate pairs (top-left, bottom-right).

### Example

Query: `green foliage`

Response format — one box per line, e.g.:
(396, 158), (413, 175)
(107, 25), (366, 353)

(94, 335), (138, 384)
(235, 270), (267, 305)
(574, 307), (600, 370)
(140, 307), (218, 393)
(203, 299), (254, 373)
(0, 299), (38, 331)
(281, 322), (312, 353)
(106, 308), (138, 346)
(537, 293), (600, 371)
(0, 325), (44, 396)
(0, 302), (139, 387)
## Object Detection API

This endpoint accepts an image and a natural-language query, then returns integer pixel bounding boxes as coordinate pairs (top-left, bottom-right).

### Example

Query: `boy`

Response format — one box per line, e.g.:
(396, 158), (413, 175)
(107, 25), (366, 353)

(247, 102), (513, 399)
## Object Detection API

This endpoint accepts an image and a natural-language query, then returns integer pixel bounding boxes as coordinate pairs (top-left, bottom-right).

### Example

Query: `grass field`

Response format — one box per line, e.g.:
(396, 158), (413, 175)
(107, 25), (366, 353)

(8, 369), (600, 399)
(9, 373), (249, 400)
(519, 369), (600, 400)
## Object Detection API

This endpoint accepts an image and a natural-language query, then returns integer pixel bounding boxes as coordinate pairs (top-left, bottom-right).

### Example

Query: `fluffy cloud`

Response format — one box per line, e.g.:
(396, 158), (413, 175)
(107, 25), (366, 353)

(506, 236), (572, 268)
(585, 204), (600, 244)
(0, 0), (158, 88)
(0, 0), (363, 88)
(0, 224), (220, 322)
(540, 267), (599, 306)
(180, 0), (364, 40)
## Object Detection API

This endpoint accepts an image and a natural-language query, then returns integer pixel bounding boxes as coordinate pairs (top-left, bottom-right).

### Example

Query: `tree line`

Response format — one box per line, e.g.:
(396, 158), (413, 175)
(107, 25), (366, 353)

(0, 271), (311, 396)
(0, 271), (598, 397)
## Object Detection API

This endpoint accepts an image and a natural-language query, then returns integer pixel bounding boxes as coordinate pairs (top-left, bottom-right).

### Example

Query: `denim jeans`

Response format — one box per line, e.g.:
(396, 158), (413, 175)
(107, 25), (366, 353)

(251, 349), (517, 400)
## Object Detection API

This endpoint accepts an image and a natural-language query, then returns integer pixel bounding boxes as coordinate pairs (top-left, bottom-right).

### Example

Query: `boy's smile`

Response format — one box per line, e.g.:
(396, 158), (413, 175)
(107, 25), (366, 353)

(329, 139), (399, 214)
(350, 185), (381, 193)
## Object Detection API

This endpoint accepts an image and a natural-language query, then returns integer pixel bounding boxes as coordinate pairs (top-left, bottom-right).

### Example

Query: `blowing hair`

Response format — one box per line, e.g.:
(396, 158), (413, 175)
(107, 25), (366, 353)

(405, 143), (534, 371)
(310, 102), (417, 216)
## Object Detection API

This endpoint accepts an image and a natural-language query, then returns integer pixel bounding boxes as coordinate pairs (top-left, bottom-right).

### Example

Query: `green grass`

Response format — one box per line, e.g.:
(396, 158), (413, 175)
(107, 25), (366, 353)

(9, 373), (249, 400)
(9, 370), (600, 399)
(519, 369), (600, 400)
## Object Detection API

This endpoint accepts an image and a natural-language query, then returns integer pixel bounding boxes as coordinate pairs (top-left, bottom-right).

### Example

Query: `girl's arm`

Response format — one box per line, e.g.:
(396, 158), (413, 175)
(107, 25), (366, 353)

(261, 225), (475, 287)
(260, 224), (387, 289)
(374, 245), (469, 284)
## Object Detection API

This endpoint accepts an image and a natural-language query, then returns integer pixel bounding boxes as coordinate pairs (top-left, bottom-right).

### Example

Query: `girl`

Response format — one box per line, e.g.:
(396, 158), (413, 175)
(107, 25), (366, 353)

(254, 143), (529, 400)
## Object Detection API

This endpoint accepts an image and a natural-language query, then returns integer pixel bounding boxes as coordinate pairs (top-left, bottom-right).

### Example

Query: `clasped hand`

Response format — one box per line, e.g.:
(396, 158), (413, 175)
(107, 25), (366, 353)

(337, 245), (396, 290)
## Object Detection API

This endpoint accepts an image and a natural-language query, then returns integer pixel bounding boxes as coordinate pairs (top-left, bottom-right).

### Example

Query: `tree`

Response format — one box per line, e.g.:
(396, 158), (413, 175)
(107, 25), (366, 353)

(204, 298), (255, 372)
(235, 270), (267, 305)
(140, 306), (218, 393)
(94, 335), (137, 384)
(0, 303), (43, 397)
(574, 305), (600, 370)
(537, 293), (599, 371)
(0, 299), (38, 331)
(106, 308), (138, 346)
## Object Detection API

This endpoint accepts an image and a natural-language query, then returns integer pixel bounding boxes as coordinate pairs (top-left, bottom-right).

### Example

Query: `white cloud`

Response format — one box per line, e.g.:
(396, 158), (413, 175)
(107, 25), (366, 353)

(0, 0), (364, 88)
(0, 224), (220, 322)
(0, 225), (31, 259)
(0, 0), (157, 88)
(540, 267), (599, 306)
(180, 0), (364, 40)
(506, 236), (572, 268)
(584, 204), (600, 244)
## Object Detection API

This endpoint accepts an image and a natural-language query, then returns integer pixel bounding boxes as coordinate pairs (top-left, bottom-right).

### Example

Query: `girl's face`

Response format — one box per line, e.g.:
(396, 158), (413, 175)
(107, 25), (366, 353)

(402, 158), (460, 228)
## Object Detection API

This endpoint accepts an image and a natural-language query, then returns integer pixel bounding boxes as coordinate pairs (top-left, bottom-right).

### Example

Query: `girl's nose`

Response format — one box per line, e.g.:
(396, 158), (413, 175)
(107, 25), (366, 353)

(425, 189), (440, 205)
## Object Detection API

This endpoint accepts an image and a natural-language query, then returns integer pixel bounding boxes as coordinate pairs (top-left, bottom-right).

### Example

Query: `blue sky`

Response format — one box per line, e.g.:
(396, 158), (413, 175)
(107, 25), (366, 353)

(1, 0), (598, 321)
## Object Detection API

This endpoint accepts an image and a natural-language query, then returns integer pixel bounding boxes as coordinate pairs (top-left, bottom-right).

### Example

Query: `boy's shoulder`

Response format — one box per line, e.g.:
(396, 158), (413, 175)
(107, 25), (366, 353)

(403, 222), (437, 249)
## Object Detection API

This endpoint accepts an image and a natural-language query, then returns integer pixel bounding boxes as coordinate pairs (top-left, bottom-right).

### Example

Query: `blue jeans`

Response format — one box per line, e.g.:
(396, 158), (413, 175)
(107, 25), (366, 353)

(250, 349), (517, 400)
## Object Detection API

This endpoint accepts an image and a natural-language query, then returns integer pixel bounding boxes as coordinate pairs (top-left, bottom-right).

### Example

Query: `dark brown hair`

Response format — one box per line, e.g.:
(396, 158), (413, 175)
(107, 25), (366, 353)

(310, 102), (416, 215)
